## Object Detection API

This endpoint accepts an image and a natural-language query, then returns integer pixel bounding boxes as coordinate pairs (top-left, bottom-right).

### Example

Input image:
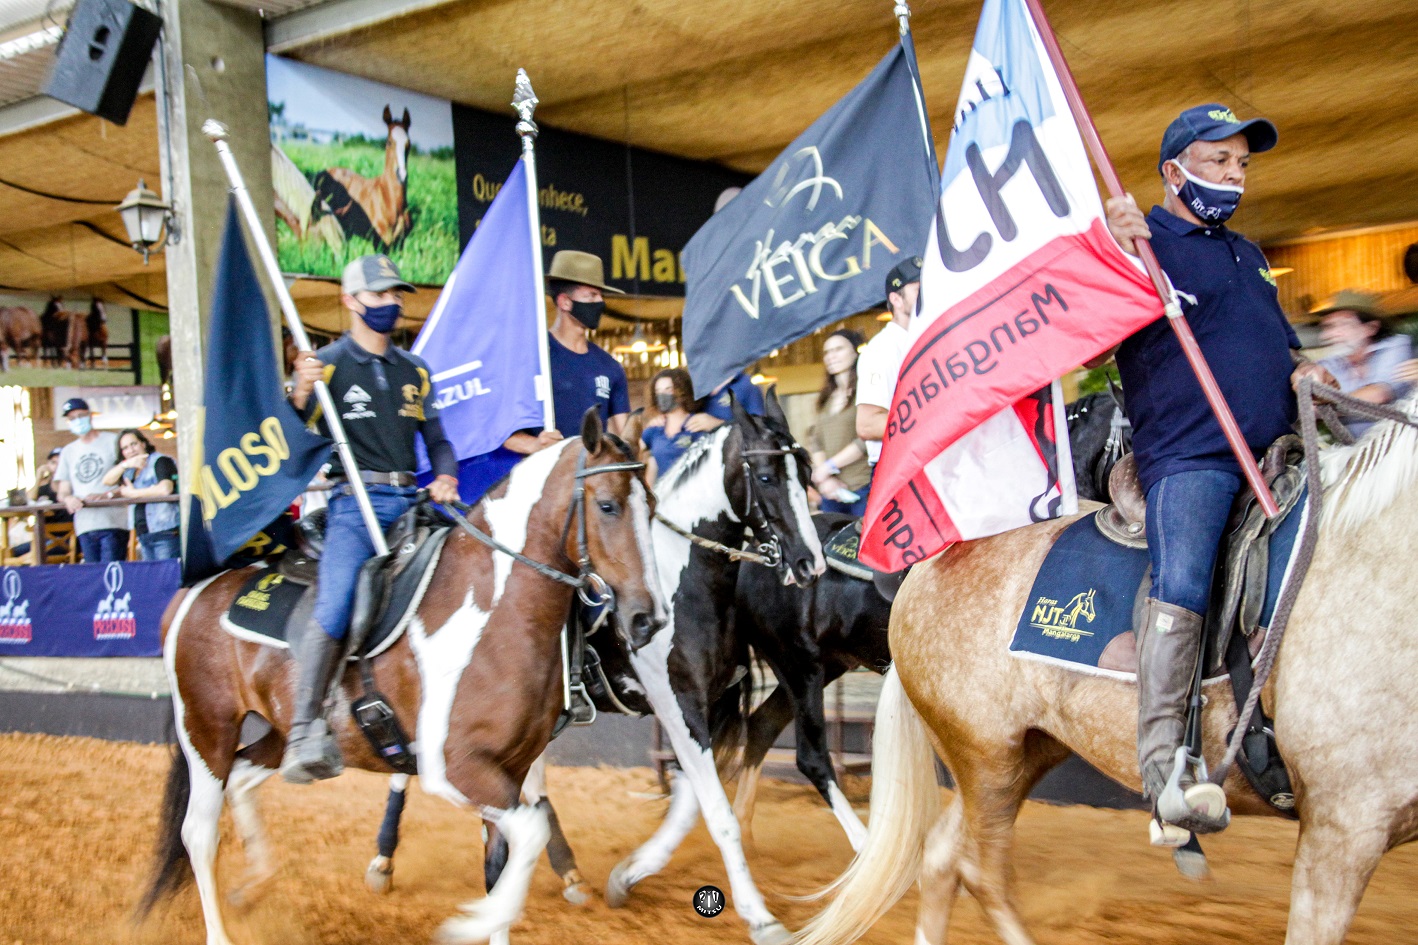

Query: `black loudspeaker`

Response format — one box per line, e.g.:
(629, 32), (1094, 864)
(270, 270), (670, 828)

(42, 0), (162, 126)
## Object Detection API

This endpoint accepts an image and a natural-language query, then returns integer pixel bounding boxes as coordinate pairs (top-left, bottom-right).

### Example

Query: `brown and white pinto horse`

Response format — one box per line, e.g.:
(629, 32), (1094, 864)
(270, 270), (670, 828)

(140, 414), (666, 945)
(313, 105), (414, 250)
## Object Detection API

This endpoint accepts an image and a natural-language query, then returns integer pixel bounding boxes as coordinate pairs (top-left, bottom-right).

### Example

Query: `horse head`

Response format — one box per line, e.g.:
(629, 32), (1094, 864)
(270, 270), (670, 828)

(727, 387), (826, 587)
(381, 104), (412, 185)
(563, 408), (666, 651)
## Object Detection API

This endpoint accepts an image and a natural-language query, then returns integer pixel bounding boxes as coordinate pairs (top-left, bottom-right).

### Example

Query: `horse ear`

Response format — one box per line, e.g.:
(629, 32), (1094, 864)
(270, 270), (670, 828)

(382, 105), (394, 125)
(729, 389), (750, 428)
(580, 407), (603, 454)
(622, 411), (644, 458)
(401, 108), (411, 129)
(763, 385), (788, 430)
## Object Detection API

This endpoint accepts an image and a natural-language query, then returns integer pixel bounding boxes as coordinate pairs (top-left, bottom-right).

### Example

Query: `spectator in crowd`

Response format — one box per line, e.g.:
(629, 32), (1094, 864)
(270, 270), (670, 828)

(102, 428), (180, 560)
(27, 446), (72, 523)
(857, 257), (923, 466)
(642, 368), (709, 484)
(808, 329), (871, 515)
(53, 397), (127, 563)
(1305, 290), (1412, 438)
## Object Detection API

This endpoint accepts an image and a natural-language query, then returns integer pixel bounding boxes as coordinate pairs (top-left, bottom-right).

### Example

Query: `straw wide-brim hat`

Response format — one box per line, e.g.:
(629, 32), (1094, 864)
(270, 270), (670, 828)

(1309, 289), (1384, 319)
(546, 250), (625, 294)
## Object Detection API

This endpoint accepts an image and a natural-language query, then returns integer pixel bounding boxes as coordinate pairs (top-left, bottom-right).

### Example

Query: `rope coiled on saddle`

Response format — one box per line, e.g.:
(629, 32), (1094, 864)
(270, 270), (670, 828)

(1209, 380), (1418, 786)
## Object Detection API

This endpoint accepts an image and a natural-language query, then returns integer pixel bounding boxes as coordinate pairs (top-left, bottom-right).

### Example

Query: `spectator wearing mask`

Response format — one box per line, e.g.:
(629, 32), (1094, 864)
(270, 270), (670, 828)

(809, 329), (871, 515)
(642, 368), (709, 484)
(101, 428), (180, 560)
(53, 397), (127, 563)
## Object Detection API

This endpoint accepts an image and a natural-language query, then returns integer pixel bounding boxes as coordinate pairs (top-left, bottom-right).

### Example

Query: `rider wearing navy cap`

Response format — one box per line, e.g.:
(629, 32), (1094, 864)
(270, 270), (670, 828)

(1102, 104), (1313, 844)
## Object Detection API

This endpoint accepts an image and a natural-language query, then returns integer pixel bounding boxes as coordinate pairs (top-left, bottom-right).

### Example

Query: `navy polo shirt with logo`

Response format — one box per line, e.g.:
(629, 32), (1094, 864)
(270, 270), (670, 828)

(1115, 206), (1299, 492)
(547, 335), (630, 434)
(305, 334), (456, 479)
(705, 371), (765, 421)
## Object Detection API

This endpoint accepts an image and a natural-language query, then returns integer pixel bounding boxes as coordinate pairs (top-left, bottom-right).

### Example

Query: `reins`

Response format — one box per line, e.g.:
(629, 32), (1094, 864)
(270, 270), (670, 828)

(1210, 379), (1418, 785)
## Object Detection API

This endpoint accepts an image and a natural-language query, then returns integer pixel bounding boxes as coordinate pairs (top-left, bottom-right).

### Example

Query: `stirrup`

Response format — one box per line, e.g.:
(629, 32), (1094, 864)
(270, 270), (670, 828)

(1156, 746), (1230, 835)
(281, 717), (344, 784)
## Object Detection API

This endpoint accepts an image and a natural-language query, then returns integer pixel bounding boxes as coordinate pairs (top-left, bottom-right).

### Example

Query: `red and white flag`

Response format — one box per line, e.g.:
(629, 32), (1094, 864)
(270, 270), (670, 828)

(859, 0), (1164, 571)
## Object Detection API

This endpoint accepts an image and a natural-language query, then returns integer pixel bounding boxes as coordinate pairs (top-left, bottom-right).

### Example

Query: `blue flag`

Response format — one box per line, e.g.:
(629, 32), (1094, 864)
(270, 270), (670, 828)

(681, 37), (940, 396)
(193, 202), (331, 565)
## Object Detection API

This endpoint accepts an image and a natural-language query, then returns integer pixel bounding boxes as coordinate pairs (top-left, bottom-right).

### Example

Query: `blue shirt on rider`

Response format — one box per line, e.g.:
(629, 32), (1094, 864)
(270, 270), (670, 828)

(704, 371), (764, 421)
(1116, 206), (1299, 492)
(547, 335), (630, 434)
(643, 422), (707, 478)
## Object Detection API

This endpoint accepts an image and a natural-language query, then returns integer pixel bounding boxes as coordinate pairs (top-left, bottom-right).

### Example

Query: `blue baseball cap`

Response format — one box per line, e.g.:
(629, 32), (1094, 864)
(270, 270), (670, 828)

(1158, 104), (1277, 172)
(60, 397), (90, 416)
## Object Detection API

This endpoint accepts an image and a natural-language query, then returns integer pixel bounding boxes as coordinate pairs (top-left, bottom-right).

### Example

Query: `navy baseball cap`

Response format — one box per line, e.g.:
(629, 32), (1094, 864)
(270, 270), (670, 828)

(885, 256), (924, 299)
(60, 397), (90, 416)
(1158, 104), (1277, 171)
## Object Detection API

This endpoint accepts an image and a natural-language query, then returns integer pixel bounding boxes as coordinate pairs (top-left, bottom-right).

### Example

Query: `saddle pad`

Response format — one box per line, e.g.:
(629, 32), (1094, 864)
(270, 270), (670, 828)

(220, 528), (450, 660)
(1008, 496), (1309, 681)
(823, 519), (875, 581)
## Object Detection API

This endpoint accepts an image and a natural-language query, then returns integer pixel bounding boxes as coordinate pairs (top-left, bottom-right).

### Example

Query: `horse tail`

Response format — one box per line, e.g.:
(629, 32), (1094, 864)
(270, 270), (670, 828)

(135, 744), (192, 920)
(794, 665), (940, 945)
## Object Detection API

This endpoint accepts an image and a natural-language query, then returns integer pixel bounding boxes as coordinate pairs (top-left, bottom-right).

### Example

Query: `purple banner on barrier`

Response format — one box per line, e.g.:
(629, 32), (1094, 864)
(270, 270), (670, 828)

(0, 561), (179, 657)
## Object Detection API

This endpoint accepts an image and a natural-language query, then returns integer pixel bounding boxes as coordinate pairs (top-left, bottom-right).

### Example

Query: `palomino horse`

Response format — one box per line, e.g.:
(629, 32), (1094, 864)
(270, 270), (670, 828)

(798, 403), (1418, 945)
(313, 105), (413, 250)
(139, 414), (667, 945)
(0, 305), (40, 370)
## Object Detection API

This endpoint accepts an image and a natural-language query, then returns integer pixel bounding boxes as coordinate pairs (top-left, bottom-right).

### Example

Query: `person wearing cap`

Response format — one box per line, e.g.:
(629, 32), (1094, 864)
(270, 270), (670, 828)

(1101, 104), (1317, 842)
(1304, 290), (1411, 438)
(504, 250), (631, 454)
(52, 397), (126, 562)
(284, 254), (460, 784)
(27, 446), (72, 523)
(856, 256), (923, 467)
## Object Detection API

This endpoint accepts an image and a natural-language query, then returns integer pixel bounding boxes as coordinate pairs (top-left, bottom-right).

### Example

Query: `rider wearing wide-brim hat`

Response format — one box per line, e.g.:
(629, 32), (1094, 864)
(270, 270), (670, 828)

(1306, 290), (1413, 438)
(282, 254), (461, 784)
(1101, 103), (1321, 845)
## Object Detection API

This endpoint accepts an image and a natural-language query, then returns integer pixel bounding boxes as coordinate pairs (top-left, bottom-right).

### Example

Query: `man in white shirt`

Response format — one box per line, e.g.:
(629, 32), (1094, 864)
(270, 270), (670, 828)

(856, 256), (922, 465)
(53, 397), (127, 562)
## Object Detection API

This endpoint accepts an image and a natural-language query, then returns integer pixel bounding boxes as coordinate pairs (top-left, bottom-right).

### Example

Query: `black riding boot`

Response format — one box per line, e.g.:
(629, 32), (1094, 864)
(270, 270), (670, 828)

(281, 627), (345, 784)
(1136, 598), (1229, 843)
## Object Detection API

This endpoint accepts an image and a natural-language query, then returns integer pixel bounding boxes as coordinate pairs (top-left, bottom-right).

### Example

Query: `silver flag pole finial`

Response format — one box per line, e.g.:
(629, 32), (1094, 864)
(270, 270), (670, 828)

(513, 68), (539, 140)
(895, 0), (911, 34)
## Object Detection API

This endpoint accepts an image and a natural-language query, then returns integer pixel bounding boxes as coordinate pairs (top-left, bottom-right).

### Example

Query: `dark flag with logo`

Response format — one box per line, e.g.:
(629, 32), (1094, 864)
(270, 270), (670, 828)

(681, 35), (939, 396)
(189, 202), (330, 570)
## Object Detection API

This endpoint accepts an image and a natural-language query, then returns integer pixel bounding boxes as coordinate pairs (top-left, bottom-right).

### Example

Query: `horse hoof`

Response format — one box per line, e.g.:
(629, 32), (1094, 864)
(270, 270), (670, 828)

(605, 861), (637, 908)
(750, 921), (792, 945)
(366, 856), (394, 895)
(561, 870), (593, 906)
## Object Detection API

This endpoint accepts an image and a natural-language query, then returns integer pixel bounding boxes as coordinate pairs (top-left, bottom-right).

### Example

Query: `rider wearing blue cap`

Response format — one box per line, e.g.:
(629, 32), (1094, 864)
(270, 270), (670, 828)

(1103, 104), (1315, 844)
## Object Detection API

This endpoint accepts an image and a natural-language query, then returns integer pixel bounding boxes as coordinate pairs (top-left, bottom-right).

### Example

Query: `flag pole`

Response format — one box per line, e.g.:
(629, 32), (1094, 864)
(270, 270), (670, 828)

(514, 70), (557, 433)
(894, 2), (937, 178)
(1020, 0), (1278, 518)
(202, 119), (390, 556)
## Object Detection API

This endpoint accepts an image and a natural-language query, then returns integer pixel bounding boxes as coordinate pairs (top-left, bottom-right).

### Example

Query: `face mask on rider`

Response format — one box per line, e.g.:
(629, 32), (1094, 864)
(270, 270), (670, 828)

(357, 301), (402, 333)
(655, 393), (678, 413)
(67, 415), (92, 436)
(1167, 159), (1243, 224)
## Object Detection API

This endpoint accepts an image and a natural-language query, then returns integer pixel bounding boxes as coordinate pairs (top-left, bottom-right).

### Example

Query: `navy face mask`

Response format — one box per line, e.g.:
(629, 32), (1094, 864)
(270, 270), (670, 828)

(1168, 160), (1243, 224)
(569, 300), (605, 331)
(358, 302), (402, 333)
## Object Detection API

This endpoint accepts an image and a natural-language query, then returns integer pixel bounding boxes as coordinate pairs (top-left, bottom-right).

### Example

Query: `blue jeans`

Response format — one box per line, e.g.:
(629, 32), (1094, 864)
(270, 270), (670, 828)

(819, 478), (871, 517)
(79, 528), (128, 563)
(1144, 469), (1242, 614)
(312, 485), (419, 641)
(139, 528), (181, 560)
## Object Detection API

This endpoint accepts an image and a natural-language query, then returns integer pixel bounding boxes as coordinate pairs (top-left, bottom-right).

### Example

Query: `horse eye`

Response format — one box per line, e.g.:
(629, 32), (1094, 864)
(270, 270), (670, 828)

(598, 499), (620, 516)
(757, 473), (773, 484)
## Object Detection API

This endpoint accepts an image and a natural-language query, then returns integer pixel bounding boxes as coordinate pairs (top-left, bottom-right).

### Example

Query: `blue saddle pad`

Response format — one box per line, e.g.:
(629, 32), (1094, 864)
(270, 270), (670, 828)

(1010, 494), (1307, 678)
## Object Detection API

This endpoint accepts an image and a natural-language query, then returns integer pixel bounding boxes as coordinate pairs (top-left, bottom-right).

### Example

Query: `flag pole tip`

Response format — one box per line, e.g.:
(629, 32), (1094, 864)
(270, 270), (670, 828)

(202, 119), (230, 142)
(513, 69), (539, 137)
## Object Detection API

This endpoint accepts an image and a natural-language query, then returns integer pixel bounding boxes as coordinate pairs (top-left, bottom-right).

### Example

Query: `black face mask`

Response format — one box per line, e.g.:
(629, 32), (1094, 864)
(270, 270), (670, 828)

(569, 299), (605, 330)
(655, 393), (678, 413)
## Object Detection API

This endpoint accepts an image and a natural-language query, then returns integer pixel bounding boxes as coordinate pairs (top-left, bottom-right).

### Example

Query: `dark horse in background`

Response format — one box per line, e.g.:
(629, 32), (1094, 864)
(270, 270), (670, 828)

(312, 105), (413, 251)
(65, 299), (108, 369)
(39, 297), (74, 366)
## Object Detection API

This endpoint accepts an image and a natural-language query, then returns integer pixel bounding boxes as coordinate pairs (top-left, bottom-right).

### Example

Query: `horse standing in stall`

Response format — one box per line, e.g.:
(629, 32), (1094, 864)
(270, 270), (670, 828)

(0, 305), (40, 371)
(138, 415), (667, 945)
(796, 392), (1418, 945)
(313, 105), (414, 251)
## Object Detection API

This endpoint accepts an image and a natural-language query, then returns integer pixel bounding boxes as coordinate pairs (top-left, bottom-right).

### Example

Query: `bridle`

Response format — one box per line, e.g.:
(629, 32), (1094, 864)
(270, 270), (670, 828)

(447, 446), (645, 609)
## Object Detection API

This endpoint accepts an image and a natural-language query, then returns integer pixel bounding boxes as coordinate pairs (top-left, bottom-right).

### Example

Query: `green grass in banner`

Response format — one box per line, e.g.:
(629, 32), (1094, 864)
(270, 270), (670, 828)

(275, 138), (459, 285)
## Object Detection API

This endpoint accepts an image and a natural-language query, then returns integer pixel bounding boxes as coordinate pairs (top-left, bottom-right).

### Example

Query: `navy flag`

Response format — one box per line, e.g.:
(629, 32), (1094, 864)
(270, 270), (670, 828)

(681, 36), (940, 396)
(191, 202), (331, 565)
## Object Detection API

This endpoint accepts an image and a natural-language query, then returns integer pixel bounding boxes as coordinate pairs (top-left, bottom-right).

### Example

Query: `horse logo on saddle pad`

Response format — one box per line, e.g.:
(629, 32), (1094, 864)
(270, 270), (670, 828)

(1027, 588), (1097, 642)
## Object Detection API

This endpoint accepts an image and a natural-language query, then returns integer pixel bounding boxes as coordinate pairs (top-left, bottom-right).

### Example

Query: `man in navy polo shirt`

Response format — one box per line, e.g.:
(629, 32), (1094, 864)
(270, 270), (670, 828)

(504, 250), (630, 454)
(1102, 104), (1312, 844)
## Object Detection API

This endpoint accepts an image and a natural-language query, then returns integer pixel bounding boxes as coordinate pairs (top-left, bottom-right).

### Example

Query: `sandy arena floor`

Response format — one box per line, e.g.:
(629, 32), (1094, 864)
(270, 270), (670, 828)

(2, 733), (1416, 945)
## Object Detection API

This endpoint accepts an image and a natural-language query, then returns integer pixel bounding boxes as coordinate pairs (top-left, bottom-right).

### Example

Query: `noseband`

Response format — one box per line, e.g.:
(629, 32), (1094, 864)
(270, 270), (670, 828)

(447, 448), (645, 609)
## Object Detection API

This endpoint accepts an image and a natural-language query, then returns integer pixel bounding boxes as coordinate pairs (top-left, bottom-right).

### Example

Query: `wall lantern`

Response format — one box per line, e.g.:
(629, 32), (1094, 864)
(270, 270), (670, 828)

(116, 179), (171, 264)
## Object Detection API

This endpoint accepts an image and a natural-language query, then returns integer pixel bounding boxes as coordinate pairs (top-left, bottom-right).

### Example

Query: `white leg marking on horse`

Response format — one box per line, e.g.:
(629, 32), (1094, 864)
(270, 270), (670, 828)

(619, 767), (701, 883)
(827, 782), (869, 853)
(226, 760), (276, 905)
(521, 753), (547, 805)
(437, 803), (550, 944)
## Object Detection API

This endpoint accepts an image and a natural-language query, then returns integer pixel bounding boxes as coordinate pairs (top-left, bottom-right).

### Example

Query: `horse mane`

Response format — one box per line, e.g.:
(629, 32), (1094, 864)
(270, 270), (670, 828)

(656, 425), (730, 497)
(1319, 393), (1418, 533)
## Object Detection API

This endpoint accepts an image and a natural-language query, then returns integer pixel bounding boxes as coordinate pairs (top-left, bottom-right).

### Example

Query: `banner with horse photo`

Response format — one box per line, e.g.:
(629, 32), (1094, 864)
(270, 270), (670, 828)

(859, 0), (1164, 572)
(0, 290), (166, 388)
(266, 55), (460, 285)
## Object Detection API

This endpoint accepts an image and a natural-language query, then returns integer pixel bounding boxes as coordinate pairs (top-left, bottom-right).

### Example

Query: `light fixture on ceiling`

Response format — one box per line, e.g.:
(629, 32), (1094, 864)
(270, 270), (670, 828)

(612, 324), (666, 356)
(116, 179), (172, 264)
